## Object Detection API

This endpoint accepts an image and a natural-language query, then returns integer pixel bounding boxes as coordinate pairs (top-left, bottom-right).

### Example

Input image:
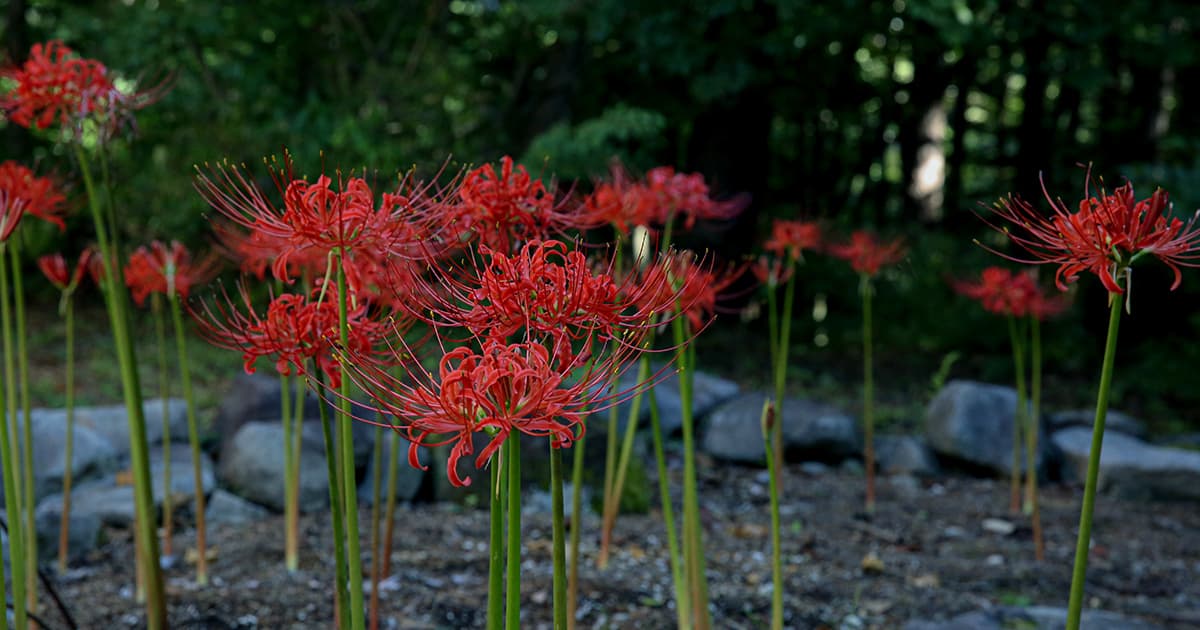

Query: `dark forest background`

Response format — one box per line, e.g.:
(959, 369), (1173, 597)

(4, 0), (1200, 431)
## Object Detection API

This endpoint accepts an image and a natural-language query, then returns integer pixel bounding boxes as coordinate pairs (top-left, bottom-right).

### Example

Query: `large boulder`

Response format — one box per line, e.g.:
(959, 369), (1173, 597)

(36, 480), (136, 528)
(218, 421), (331, 512)
(875, 435), (939, 477)
(925, 380), (1049, 476)
(1052, 427), (1200, 501)
(703, 392), (860, 464)
(45, 398), (190, 456)
(605, 368), (740, 436)
(150, 444), (216, 506)
(35, 495), (105, 563)
(9, 411), (121, 502)
(206, 489), (271, 525)
(1048, 408), (1147, 439)
(357, 431), (426, 506)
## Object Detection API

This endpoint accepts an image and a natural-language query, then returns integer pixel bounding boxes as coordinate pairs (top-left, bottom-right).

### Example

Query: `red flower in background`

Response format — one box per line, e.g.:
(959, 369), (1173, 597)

(764, 219), (821, 261)
(38, 249), (93, 292)
(0, 40), (165, 140)
(194, 285), (387, 388)
(0, 161), (67, 237)
(124, 240), (220, 307)
(640, 166), (745, 229)
(952, 266), (1038, 317)
(990, 178), (1200, 294)
(828, 231), (907, 277)
(639, 253), (744, 332)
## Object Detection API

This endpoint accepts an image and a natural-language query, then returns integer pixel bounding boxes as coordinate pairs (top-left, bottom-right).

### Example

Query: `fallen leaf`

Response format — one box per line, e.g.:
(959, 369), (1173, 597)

(909, 573), (940, 588)
(860, 551), (884, 574)
(185, 546), (218, 565)
(115, 470), (134, 486)
(731, 523), (768, 539)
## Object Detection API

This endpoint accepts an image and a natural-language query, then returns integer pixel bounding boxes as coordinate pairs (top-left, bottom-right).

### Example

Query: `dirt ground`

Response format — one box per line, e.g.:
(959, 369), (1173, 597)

(42, 461), (1200, 629)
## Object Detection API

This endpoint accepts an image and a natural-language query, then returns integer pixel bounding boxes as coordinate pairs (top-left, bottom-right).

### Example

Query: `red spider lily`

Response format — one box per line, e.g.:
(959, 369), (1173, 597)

(989, 178), (1200, 294)
(343, 334), (659, 487)
(764, 219), (821, 261)
(451, 156), (592, 252)
(638, 252), (745, 332)
(828, 231), (907, 277)
(580, 164), (657, 236)
(952, 266), (1039, 317)
(409, 240), (691, 363)
(195, 156), (446, 285)
(0, 160), (67, 236)
(1029, 285), (1071, 321)
(752, 255), (793, 288)
(38, 249), (93, 292)
(124, 240), (221, 307)
(193, 284), (388, 387)
(0, 40), (165, 140)
(639, 166), (745, 230)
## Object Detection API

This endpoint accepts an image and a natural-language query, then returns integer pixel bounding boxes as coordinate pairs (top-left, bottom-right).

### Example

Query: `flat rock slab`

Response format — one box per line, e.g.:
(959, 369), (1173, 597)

(205, 489), (271, 525)
(1048, 407), (1147, 439)
(703, 391), (859, 464)
(1052, 427), (1200, 501)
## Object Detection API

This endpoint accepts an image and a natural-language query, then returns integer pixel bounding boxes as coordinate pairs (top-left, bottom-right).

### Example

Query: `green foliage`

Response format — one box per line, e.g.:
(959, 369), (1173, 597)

(523, 104), (667, 182)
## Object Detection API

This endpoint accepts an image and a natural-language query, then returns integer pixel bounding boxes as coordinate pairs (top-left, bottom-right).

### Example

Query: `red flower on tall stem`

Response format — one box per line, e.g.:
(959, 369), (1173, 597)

(764, 219), (822, 261)
(38, 249), (93, 292)
(125, 240), (220, 307)
(952, 266), (1039, 317)
(638, 252), (744, 332)
(0, 161), (67, 236)
(640, 166), (745, 230)
(989, 178), (1200, 294)
(828, 231), (907, 276)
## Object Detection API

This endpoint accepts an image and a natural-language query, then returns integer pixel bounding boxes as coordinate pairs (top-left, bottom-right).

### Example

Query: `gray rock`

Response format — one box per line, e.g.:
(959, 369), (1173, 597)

(13, 411), (122, 501)
(357, 432), (425, 507)
(925, 380), (1049, 476)
(903, 606), (1164, 630)
(1052, 427), (1200, 501)
(702, 392), (859, 464)
(607, 368), (740, 436)
(38, 481), (137, 528)
(150, 444), (216, 505)
(1048, 408), (1147, 439)
(35, 494), (105, 563)
(42, 398), (190, 455)
(205, 489), (271, 525)
(875, 435), (939, 477)
(218, 421), (330, 512)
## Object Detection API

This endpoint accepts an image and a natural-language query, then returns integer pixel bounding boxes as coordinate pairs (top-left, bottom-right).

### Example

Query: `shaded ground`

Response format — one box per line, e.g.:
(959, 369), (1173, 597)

(43, 462), (1200, 629)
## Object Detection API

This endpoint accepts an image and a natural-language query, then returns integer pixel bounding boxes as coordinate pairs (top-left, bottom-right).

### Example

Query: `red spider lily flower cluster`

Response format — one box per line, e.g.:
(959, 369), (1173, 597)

(952, 266), (1039, 317)
(582, 163), (745, 235)
(450, 156), (589, 252)
(194, 284), (388, 388)
(639, 252), (745, 333)
(0, 160), (67, 237)
(195, 156), (445, 287)
(828, 230), (907, 277)
(0, 40), (164, 140)
(38, 249), (93, 292)
(124, 240), (221, 306)
(764, 219), (822, 261)
(990, 178), (1200, 294)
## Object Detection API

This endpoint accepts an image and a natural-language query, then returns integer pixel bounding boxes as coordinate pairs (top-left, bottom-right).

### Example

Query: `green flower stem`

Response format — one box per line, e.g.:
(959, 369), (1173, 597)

(487, 449), (505, 630)
(315, 370), (350, 630)
(0, 242), (26, 630)
(335, 251), (366, 630)
(74, 144), (166, 628)
(774, 265), (797, 410)
(168, 292), (209, 584)
(151, 293), (174, 557)
(57, 293), (77, 573)
(598, 396), (620, 568)
(505, 436), (522, 630)
(648, 386), (689, 629)
(1029, 316), (1045, 561)
(674, 319), (710, 629)
(11, 241), (37, 615)
(566, 426), (584, 629)
(381, 429), (401, 577)
(762, 400), (783, 630)
(290, 374), (305, 565)
(368, 424), (384, 630)
(1007, 316), (1028, 515)
(550, 443), (568, 630)
(600, 355), (651, 567)
(860, 274), (876, 513)
(1066, 294), (1123, 629)
(280, 372), (297, 572)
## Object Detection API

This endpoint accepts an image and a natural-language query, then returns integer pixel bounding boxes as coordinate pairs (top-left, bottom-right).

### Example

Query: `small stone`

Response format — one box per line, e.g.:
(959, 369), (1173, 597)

(985, 554), (1005, 566)
(860, 551), (885, 574)
(981, 518), (1016, 536)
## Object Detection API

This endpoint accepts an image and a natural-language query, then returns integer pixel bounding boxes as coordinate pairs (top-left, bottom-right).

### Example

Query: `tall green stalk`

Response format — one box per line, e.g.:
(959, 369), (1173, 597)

(1066, 295), (1123, 629)
(315, 369), (350, 630)
(368, 425), (385, 630)
(335, 251), (366, 630)
(74, 145), (166, 627)
(0, 242), (27, 630)
(674, 319), (710, 629)
(550, 443), (568, 630)
(1028, 316), (1045, 561)
(280, 372), (297, 572)
(151, 293), (174, 557)
(1007, 316), (1028, 515)
(168, 291), (208, 584)
(57, 292), (77, 573)
(487, 449), (505, 630)
(566, 426), (584, 629)
(10, 241), (37, 615)
(505, 436), (522, 630)
(381, 429), (401, 577)
(860, 274), (876, 513)
(599, 356), (650, 567)
(762, 400), (783, 630)
(648, 387), (688, 629)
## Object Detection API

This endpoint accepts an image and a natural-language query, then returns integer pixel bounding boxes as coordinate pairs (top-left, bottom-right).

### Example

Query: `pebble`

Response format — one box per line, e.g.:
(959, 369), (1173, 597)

(982, 518), (1016, 535)
(986, 554), (1005, 566)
